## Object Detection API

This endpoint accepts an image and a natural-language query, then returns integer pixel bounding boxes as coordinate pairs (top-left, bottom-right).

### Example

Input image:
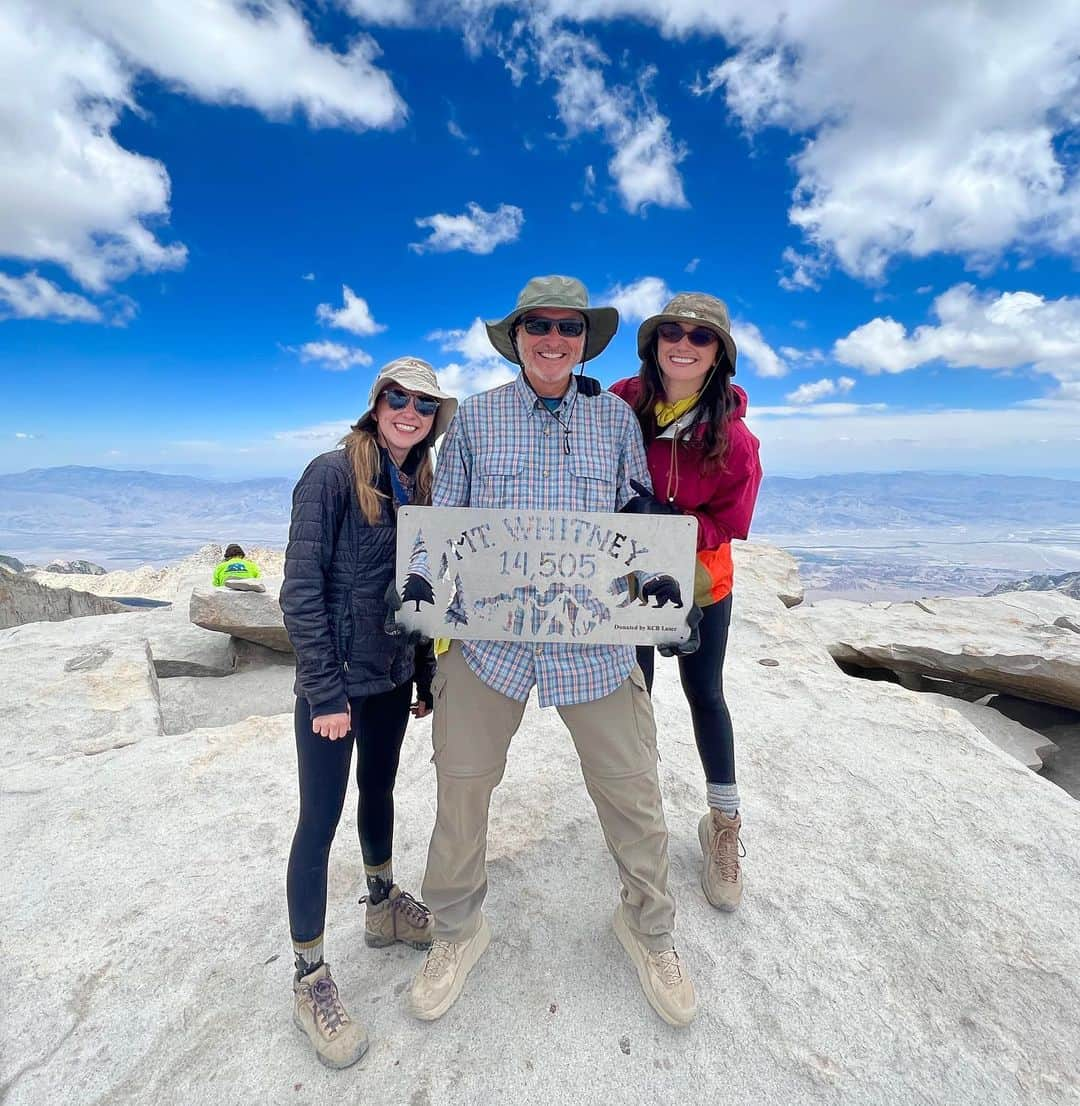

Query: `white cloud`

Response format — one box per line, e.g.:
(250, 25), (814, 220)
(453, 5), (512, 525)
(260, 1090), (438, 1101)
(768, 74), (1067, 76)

(315, 285), (386, 336)
(14, 431), (40, 440)
(341, 0), (417, 25)
(428, 318), (496, 364)
(0, 0), (404, 296)
(605, 277), (671, 322)
(426, 316), (515, 396)
(533, 26), (686, 213)
(785, 376), (856, 405)
(732, 321), (787, 378)
(750, 396), (1080, 476)
(410, 202), (524, 255)
(448, 119), (466, 140)
(0, 272), (102, 322)
(834, 284), (1080, 390)
(301, 272), (315, 281)
(297, 341), (373, 371)
(274, 419), (354, 445)
(685, 257), (700, 273)
(690, 0), (1080, 280)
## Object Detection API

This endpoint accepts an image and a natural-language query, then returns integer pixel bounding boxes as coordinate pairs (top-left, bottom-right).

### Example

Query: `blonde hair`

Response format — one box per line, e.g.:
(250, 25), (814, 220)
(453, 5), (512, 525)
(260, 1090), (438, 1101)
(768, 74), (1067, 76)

(341, 414), (434, 525)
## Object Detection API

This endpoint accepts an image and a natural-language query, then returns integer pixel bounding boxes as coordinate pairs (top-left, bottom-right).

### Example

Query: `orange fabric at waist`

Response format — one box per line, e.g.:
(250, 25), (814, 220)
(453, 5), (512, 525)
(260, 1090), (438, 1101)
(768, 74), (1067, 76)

(694, 544), (733, 606)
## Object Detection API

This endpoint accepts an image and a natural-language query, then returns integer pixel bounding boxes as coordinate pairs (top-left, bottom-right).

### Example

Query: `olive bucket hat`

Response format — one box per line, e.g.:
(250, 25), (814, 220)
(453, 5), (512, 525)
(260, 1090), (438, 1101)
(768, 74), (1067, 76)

(637, 292), (738, 375)
(485, 275), (620, 364)
(361, 356), (458, 439)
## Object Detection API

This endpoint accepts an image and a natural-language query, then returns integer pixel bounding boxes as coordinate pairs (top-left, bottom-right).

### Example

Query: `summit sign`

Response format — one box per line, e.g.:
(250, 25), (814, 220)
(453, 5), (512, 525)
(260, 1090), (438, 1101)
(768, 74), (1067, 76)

(393, 506), (697, 645)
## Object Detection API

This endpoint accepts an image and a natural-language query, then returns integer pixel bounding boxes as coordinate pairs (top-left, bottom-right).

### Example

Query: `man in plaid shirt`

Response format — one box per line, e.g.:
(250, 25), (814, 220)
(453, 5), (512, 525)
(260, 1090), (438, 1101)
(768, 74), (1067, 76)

(408, 276), (697, 1029)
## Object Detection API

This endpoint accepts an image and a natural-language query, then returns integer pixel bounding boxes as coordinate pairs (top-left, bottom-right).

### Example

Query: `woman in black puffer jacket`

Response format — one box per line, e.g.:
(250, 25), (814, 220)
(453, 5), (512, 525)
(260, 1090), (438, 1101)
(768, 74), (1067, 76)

(280, 356), (457, 1069)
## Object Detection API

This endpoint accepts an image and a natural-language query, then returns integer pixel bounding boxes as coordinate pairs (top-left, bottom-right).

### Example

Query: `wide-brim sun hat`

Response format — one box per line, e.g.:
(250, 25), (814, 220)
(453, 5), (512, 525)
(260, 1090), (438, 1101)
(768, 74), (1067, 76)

(362, 356), (458, 439)
(485, 275), (619, 364)
(637, 292), (738, 375)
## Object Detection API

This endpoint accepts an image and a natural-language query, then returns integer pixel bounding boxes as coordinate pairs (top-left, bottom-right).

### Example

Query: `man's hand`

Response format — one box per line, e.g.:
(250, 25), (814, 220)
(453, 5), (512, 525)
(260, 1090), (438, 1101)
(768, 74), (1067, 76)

(312, 703), (351, 741)
(620, 479), (683, 516)
(658, 604), (703, 657)
(640, 574), (684, 608)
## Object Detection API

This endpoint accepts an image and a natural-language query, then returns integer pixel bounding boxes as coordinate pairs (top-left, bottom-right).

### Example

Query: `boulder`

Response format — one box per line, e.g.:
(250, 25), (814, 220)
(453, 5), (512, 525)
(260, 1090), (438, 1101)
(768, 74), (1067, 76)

(189, 579), (291, 653)
(0, 570), (127, 629)
(41, 558), (107, 575)
(0, 553), (26, 573)
(158, 666), (297, 734)
(732, 541), (804, 607)
(797, 592), (1080, 710)
(915, 693), (1060, 770)
(0, 620), (161, 765)
(3, 544), (1080, 1105)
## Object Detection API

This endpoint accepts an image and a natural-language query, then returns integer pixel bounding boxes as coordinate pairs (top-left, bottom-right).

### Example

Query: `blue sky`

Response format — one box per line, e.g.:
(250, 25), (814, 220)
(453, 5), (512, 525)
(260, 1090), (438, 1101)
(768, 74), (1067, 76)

(1, 1), (1078, 480)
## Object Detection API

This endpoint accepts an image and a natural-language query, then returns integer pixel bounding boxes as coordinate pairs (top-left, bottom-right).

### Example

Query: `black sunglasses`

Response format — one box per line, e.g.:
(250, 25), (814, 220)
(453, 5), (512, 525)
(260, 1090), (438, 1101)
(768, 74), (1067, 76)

(656, 322), (719, 347)
(520, 316), (586, 338)
(382, 388), (440, 417)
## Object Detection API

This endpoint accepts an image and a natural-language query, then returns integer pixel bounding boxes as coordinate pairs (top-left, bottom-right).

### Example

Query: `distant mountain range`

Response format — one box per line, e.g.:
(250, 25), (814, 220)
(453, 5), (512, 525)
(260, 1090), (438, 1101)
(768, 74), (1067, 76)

(753, 472), (1080, 532)
(985, 571), (1080, 600)
(2, 466), (1079, 586)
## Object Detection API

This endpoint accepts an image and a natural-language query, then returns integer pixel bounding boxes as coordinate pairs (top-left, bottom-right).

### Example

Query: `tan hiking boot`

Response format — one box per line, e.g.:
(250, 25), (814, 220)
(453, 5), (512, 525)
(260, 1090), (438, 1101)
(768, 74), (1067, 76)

(363, 885), (433, 950)
(698, 809), (744, 911)
(407, 916), (491, 1022)
(292, 962), (368, 1069)
(613, 905), (697, 1027)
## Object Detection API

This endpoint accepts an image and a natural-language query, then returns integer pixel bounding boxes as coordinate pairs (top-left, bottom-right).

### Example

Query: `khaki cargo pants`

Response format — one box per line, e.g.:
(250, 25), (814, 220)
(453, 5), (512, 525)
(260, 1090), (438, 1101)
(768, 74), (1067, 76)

(421, 643), (676, 952)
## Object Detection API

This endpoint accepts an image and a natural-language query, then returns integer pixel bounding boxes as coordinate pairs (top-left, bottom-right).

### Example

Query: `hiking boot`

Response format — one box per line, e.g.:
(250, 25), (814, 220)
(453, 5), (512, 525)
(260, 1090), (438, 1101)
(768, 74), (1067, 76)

(407, 916), (491, 1022)
(362, 885), (433, 950)
(613, 905), (697, 1028)
(292, 962), (368, 1069)
(698, 809), (744, 911)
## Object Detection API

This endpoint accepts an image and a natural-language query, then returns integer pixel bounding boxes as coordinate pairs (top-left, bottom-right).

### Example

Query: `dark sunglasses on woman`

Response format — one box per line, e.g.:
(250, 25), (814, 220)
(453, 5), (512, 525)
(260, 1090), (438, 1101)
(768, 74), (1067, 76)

(383, 388), (440, 417)
(656, 322), (719, 347)
(520, 316), (586, 338)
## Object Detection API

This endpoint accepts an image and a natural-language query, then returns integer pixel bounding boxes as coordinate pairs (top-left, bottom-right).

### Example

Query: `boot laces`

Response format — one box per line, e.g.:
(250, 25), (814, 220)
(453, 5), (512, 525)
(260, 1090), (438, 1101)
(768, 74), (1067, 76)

(392, 889), (431, 928)
(423, 938), (455, 980)
(650, 948), (684, 988)
(309, 976), (348, 1037)
(711, 819), (745, 883)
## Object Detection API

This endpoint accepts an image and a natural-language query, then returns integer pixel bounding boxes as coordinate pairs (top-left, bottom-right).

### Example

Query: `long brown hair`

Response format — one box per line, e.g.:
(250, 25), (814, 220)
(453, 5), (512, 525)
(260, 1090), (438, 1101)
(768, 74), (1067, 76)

(632, 340), (739, 471)
(340, 413), (434, 525)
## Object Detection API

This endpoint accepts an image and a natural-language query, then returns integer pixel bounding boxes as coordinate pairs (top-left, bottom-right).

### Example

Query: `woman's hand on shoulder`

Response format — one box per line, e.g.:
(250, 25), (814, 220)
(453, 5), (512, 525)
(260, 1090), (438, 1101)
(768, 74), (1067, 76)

(312, 704), (351, 740)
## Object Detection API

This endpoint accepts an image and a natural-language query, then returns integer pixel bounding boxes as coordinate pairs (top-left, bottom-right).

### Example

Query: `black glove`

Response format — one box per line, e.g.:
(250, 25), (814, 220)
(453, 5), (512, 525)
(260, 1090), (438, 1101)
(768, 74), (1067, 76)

(640, 574), (684, 608)
(384, 579), (426, 643)
(402, 572), (435, 610)
(620, 479), (683, 516)
(658, 604), (703, 657)
(413, 642), (435, 710)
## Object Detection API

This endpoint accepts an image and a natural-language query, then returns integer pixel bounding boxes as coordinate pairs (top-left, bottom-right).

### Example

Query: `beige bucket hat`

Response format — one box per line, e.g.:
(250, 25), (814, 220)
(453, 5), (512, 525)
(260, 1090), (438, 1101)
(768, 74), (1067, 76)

(361, 356), (458, 439)
(485, 275), (619, 364)
(637, 292), (738, 375)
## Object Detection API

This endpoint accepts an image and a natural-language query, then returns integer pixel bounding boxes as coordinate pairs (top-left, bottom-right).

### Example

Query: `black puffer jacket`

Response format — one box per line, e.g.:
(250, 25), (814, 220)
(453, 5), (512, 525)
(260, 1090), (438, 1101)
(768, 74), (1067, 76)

(280, 447), (432, 717)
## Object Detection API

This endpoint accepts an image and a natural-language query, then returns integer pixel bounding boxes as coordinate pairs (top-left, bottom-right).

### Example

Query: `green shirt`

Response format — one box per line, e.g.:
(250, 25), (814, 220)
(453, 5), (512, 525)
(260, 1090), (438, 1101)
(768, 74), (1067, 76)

(212, 558), (262, 587)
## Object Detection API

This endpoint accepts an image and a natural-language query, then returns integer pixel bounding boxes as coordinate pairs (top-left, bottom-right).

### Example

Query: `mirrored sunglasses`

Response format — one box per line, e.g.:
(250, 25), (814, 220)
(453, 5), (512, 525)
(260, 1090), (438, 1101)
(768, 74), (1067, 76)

(656, 322), (719, 347)
(382, 388), (440, 417)
(521, 316), (586, 338)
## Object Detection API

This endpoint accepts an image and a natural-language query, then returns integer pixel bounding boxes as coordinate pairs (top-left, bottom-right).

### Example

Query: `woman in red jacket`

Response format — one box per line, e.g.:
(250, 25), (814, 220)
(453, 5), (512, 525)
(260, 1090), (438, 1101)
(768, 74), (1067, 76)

(611, 293), (762, 912)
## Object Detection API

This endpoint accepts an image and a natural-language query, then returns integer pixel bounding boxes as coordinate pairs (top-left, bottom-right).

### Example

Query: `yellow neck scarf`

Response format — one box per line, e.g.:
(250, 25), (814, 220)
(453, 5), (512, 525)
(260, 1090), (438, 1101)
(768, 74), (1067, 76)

(655, 392), (700, 428)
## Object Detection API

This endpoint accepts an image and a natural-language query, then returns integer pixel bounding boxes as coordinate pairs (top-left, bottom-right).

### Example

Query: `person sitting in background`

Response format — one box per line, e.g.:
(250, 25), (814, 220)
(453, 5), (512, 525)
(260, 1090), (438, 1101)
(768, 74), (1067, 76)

(212, 544), (264, 591)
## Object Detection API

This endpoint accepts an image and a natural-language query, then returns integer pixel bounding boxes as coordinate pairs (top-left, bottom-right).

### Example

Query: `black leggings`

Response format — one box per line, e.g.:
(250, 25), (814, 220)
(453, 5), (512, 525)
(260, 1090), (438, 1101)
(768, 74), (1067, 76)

(636, 594), (735, 786)
(287, 681), (412, 943)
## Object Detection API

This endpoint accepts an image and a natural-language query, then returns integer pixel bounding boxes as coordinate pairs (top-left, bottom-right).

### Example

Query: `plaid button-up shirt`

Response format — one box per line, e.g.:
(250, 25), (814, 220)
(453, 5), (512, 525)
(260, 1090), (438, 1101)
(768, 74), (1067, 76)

(433, 371), (652, 706)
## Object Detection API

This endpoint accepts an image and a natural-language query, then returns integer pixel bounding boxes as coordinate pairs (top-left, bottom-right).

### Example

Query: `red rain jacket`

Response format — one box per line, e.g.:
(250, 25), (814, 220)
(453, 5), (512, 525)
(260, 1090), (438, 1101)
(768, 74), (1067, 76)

(610, 377), (762, 604)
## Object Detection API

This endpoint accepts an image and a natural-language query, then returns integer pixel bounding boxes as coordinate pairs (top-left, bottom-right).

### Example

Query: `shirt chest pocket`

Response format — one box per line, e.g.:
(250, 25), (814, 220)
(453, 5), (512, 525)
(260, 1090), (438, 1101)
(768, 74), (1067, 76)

(568, 448), (617, 511)
(477, 449), (528, 508)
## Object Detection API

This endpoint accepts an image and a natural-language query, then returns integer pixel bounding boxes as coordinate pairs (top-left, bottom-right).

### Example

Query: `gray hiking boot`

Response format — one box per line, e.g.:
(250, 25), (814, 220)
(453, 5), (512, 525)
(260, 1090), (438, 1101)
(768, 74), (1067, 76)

(292, 963), (368, 1069)
(362, 884), (433, 950)
(613, 905), (697, 1027)
(698, 809), (744, 911)
(407, 916), (491, 1021)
